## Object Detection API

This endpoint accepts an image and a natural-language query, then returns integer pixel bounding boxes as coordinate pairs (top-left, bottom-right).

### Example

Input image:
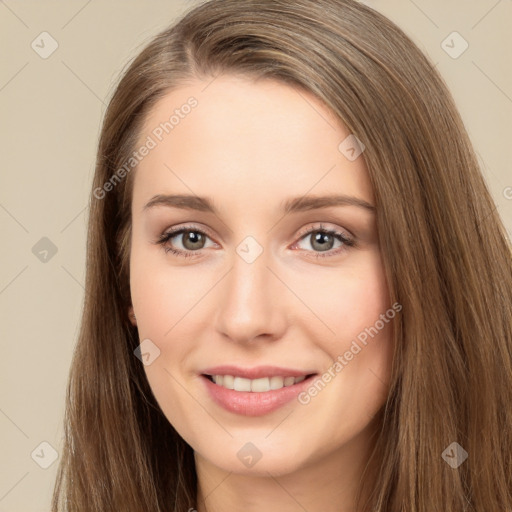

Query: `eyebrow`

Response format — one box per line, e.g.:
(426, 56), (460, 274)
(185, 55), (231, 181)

(143, 193), (376, 214)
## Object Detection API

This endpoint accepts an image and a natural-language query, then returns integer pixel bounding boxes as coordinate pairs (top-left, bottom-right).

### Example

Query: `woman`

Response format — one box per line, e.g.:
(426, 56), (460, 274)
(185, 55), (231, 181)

(51, 0), (512, 511)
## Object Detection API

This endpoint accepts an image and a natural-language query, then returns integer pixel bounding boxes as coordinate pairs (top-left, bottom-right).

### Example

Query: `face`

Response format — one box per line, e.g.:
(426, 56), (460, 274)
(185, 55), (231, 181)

(129, 75), (394, 477)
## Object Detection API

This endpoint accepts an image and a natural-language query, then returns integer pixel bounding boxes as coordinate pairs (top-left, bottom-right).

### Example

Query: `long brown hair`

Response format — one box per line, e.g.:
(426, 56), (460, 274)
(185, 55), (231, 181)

(51, 0), (512, 510)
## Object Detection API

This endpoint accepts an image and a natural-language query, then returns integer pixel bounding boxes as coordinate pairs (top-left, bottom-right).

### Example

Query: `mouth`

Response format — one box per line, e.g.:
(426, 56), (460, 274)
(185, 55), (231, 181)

(202, 373), (317, 392)
(200, 369), (318, 416)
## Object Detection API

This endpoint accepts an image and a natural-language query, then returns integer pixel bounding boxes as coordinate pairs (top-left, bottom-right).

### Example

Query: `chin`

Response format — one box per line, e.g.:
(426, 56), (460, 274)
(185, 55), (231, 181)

(194, 437), (313, 477)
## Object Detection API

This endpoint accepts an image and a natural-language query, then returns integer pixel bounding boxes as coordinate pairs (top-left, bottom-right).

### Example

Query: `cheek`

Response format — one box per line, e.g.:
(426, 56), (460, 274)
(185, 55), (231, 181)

(295, 250), (394, 411)
(129, 245), (214, 392)
(129, 245), (210, 340)
(129, 252), (208, 438)
(293, 250), (391, 351)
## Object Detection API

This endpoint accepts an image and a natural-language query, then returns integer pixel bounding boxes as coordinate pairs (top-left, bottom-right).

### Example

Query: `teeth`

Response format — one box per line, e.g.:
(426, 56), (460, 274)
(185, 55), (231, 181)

(270, 376), (284, 390)
(222, 375), (234, 389)
(210, 374), (308, 392)
(234, 377), (252, 392)
(284, 376), (295, 386)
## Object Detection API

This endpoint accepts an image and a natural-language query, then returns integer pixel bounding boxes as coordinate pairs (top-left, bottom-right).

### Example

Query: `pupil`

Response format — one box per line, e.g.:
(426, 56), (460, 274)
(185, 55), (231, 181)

(312, 232), (333, 251)
(184, 231), (204, 249)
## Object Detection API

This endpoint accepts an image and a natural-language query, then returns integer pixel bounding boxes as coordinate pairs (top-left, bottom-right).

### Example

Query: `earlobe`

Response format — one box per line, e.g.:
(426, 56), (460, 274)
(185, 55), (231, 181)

(128, 306), (137, 326)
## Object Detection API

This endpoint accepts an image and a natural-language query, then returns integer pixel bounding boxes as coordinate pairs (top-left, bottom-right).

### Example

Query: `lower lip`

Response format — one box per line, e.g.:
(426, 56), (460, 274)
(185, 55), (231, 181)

(201, 374), (316, 416)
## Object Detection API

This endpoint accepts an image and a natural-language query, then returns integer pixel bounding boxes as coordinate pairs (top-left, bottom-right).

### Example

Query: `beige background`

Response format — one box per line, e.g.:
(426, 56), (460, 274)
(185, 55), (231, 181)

(1, 1), (511, 510)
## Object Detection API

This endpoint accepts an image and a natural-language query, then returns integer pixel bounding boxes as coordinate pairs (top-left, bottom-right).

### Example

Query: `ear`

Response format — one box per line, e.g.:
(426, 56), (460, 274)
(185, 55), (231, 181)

(128, 305), (137, 326)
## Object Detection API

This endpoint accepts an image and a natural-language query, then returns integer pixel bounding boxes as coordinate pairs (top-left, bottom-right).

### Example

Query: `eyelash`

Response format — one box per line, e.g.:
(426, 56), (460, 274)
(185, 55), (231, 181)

(154, 223), (356, 259)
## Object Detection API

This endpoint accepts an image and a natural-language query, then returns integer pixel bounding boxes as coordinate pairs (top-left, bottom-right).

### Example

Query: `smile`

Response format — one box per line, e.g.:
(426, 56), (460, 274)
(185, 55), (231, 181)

(205, 374), (310, 392)
(200, 370), (318, 416)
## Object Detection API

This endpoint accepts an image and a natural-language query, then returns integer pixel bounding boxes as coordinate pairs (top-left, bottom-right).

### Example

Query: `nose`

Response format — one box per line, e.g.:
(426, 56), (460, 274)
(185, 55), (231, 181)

(214, 246), (287, 345)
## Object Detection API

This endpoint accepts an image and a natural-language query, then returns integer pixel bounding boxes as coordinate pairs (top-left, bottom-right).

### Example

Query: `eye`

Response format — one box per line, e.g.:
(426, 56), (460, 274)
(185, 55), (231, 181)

(154, 225), (216, 259)
(154, 223), (355, 259)
(291, 224), (355, 258)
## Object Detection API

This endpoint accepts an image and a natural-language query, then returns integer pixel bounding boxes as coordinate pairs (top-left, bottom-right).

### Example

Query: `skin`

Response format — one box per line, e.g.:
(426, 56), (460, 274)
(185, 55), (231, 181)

(128, 75), (394, 512)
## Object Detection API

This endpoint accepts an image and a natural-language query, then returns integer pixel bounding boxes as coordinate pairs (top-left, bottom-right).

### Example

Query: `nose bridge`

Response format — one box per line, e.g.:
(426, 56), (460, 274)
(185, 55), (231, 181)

(215, 243), (284, 342)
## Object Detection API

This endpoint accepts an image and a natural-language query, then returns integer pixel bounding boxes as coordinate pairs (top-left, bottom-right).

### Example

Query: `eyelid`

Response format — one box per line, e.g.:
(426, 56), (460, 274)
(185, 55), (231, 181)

(162, 223), (218, 242)
(155, 222), (355, 258)
(290, 223), (355, 257)
(155, 223), (219, 255)
(294, 222), (354, 243)
(159, 222), (352, 243)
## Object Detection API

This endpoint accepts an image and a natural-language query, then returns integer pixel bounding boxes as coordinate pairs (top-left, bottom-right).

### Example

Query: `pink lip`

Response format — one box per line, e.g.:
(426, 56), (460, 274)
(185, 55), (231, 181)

(200, 370), (317, 417)
(201, 365), (315, 379)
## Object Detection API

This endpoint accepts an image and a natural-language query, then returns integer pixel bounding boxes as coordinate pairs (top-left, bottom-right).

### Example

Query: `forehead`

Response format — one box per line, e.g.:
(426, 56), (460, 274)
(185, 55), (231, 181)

(132, 75), (374, 213)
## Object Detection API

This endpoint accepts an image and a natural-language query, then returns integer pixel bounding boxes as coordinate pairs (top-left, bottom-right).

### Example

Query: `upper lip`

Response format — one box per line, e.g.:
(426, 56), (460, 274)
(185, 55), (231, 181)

(201, 365), (317, 380)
